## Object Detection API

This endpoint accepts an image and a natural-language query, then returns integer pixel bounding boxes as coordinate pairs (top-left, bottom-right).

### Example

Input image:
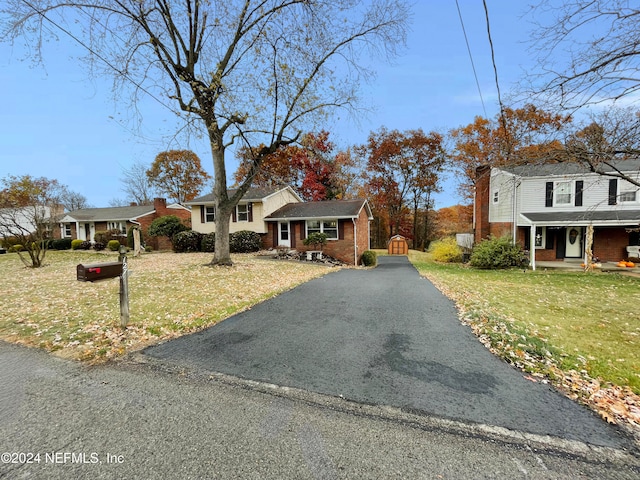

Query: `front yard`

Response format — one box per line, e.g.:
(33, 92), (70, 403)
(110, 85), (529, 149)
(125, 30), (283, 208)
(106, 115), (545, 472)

(0, 250), (328, 362)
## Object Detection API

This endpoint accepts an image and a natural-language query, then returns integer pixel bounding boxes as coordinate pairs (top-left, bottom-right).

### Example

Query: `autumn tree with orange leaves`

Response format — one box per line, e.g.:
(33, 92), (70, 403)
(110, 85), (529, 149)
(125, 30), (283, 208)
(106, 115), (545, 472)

(146, 150), (211, 205)
(234, 131), (361, 201)
(449, 105), (571, 201)
(357, 127), (445, 248)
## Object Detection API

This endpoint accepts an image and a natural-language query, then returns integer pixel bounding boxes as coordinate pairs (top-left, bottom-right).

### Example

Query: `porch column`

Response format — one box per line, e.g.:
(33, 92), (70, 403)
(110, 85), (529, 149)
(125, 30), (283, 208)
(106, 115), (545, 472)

(530, 223), (537, 271)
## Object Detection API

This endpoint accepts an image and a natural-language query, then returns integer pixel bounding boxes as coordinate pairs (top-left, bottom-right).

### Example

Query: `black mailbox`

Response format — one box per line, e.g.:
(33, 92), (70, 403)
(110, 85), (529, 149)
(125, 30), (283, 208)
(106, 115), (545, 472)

(77, 261), (123, 282)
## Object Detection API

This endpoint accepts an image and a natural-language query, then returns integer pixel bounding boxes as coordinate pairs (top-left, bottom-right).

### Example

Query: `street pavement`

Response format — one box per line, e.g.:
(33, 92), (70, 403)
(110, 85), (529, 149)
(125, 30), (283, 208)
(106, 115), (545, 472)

(0, 340), (639, 479)
(144, 256), (634, 450)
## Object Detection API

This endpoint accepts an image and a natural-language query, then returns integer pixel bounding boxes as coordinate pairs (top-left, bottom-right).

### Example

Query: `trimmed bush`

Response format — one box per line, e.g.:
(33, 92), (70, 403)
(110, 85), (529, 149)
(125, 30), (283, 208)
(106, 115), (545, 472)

(148, 215), (188, 241)
(303, 232), (328, 250)
(71, 239), (84, 250)
(201, 232), (216, 252)
(93, 242), (106, 251)
(173, 230), (203, 253)
(230, 230), (262, 253)
(51, 238), (73, 250)
(94, 231), (108, 244)
(10, 244), (24, 252)
(80, 241), (92, 250)
(107, 240), (121, 251)
(470, 236), (527, 270)
(360, 250), (377, 267)
(429, 237), (463, 263)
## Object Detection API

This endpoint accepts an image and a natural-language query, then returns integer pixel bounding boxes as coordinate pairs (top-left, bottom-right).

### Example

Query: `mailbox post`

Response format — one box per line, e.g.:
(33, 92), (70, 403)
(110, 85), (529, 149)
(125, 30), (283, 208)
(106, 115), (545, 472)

(77, 252), (130, 328)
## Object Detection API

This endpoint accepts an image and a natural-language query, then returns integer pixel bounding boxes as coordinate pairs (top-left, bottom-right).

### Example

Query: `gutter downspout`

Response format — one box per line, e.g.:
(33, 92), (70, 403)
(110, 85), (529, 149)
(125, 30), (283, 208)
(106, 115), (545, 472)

(353, 218), (358, 266)
(512, 175), (518, 244)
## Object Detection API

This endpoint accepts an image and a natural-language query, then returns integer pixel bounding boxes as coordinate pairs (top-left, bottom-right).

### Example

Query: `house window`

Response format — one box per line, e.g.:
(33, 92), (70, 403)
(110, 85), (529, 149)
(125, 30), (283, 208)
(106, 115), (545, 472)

(619, 189), (637, 203)
(237, 204), (248, 222)
(307, 220), (338, 240)
(108, 221), (126, 235)
(492, 191), (499, 204)
(535, 226), (545, 248)
(204, 206), (215, 222)
(64, 224), (71, 238)
(555, 181), (572, 205)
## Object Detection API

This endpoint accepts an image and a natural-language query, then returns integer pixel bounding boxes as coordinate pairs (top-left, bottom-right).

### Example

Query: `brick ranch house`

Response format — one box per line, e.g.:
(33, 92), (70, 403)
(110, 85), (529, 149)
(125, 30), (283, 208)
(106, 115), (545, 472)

(475, 160), (640, 269)
(59, 198), (191, 250)
(263, 199), (373, 265)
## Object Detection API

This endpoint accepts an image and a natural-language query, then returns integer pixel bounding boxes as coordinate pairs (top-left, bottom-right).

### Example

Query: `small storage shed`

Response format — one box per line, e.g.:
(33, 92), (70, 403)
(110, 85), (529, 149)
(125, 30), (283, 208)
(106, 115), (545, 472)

(388, 235), (408, 255)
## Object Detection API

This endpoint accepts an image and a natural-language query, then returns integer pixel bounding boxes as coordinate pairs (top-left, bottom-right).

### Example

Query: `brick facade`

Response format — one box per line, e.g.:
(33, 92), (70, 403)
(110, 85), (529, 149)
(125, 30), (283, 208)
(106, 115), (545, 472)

(263, 207), (371, 265)
(137, 198), (192, 250)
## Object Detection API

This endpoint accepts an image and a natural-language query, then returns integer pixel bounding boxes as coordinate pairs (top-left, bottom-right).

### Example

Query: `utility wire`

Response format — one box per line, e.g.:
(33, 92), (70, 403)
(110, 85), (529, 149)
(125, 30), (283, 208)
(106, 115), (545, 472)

(455, 0), (487, 118)
(20, 0), (181, 117)
(482, 0), (507, 130)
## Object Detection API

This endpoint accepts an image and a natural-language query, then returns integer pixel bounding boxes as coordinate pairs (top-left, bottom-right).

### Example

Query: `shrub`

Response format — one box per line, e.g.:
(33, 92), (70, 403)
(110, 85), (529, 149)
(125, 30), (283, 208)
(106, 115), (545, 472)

(93, 242), (106, 251)
(470, 236), (527, 270)
(71, 239), (84, 250)
(107, 240), (121, 251)
(80, 241), (92, 250)
(173, 230), (203, 253)
(360, 250), (377, 267)
(144, 245), (153, 252)
(303, 232), (328, 250)
(429, 237), (463, 263)
(10, 244), (24, 252)
(148, 215), (188, 242)
(229, 230), (262, 253)
(51, 238), (72, 250)
(201, 232), (216, 252)
(94, 231), (108, 244)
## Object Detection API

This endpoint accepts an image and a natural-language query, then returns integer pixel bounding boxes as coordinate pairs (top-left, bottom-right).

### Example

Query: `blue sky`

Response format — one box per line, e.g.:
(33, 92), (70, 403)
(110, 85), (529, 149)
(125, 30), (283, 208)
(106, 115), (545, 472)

(0, 1), (538, 209)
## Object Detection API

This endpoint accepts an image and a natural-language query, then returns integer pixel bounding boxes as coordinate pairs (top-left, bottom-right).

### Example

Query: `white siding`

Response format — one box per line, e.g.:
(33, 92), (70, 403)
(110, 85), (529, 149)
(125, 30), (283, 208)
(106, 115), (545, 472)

(488, 169), (515, 222)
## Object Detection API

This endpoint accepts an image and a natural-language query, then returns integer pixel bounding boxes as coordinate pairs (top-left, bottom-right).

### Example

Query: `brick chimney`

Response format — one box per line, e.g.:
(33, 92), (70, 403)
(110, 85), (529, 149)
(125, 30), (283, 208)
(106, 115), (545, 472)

(154, 198), (167, 213)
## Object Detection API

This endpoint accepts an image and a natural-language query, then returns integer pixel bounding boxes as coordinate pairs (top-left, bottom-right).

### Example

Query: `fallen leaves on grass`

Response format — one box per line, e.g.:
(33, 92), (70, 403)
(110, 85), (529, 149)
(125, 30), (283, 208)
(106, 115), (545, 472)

(0, 251), (329, 363)
(423, 270), (640, 444)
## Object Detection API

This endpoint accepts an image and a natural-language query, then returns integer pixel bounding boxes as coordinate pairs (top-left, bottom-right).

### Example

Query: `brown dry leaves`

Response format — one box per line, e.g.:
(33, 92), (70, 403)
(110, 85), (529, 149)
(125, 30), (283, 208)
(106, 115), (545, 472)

(422, 269), (640, 444)
(0, 251), (329, 362)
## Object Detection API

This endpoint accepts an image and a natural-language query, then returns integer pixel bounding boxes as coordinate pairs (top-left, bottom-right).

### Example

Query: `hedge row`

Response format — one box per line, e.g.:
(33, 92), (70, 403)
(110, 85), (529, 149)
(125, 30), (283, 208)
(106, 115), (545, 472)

(172, 230), (263, 254)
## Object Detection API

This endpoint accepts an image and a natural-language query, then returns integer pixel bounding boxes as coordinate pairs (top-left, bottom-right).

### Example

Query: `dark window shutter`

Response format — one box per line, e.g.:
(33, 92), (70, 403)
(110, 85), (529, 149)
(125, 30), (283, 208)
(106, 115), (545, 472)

(248, 202), (253, 222)
(272, 223), (277, 246)
(545, 182), (554, 207)
(291, 223), (296, 248)
(200, 206), (205, 224)
(545, 229), (554, 249)
(232, 208), (237, 222)
(338, 220), (345, 240)
(608, 179), (618, 205)
(300, 221), (306, 240)
(524, 228), (531, 249)
(575, 181), (583, 206)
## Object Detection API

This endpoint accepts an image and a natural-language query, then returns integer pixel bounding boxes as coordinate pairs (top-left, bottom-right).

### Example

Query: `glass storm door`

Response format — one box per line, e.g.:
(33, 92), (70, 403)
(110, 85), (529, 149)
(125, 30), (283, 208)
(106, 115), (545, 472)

(279, 222), (290, 247)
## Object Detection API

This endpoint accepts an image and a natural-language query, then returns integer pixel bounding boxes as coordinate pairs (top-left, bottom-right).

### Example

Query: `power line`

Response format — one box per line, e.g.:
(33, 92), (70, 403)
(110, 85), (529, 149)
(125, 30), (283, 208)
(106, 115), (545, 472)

(20, 0), (181, 117)
(455, 0), (487, 118)
(482, 0), (507, 133)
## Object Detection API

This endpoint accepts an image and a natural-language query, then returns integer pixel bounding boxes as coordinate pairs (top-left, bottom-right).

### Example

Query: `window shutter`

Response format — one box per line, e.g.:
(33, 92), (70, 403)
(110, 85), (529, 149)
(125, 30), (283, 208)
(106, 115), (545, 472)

(545, 182), (553, 207)
(291, 224), (296, 248)
(300, 221), (306, 240)
(200, 206), (205, 224)
(338, 220), (345, 240)
(248, 202), (253, 222)
(608, 179), (618, 205)
(545, 229), (554, 249)
(575, 181), (583, 206)
(232, 208), (237, 222)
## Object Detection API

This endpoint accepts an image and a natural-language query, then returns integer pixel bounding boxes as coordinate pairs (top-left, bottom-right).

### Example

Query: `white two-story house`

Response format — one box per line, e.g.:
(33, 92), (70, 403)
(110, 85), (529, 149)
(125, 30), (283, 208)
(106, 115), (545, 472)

(474, 160), (640, 267)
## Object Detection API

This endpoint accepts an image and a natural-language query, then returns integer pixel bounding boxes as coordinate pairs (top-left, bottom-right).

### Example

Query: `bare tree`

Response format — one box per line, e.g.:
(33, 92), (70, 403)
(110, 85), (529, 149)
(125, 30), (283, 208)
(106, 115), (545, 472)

(60, 187), (91, 211)
(2, 0), (409, 265)
(528, 1), (640, 110)
(120, 160), (156, 206)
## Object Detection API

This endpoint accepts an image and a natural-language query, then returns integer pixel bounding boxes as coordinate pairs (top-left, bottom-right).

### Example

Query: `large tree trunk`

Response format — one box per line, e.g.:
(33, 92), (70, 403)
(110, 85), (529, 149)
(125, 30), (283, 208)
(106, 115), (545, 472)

(209, 130), (234, 266)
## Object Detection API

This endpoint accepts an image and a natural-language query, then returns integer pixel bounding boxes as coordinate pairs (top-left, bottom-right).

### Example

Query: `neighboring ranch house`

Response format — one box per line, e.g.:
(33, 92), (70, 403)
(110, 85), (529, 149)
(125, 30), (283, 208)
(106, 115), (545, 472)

(263, 199), (373, 265)
(0, 205), (64, 240)
(475, 160), (640, 268)
(186, 186), (302, 235)
(60, 198), (191, 250)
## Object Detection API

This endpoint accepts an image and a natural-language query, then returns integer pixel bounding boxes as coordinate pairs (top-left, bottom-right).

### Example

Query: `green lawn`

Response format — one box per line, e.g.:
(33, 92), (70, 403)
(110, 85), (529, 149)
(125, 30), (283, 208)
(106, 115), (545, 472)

(401, 250), (640, 395)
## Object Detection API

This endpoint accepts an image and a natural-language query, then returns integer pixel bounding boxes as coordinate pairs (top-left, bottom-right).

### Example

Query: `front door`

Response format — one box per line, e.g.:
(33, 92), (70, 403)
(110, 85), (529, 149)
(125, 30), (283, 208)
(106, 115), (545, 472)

(279, 222), (290, 247)
(565, 226), (582, 258)
(84, 224), (91, 241)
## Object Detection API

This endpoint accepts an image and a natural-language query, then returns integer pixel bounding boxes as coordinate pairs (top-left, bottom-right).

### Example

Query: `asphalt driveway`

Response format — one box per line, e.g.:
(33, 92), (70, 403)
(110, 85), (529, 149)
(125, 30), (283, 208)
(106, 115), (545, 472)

(143, 256), (632, 450)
